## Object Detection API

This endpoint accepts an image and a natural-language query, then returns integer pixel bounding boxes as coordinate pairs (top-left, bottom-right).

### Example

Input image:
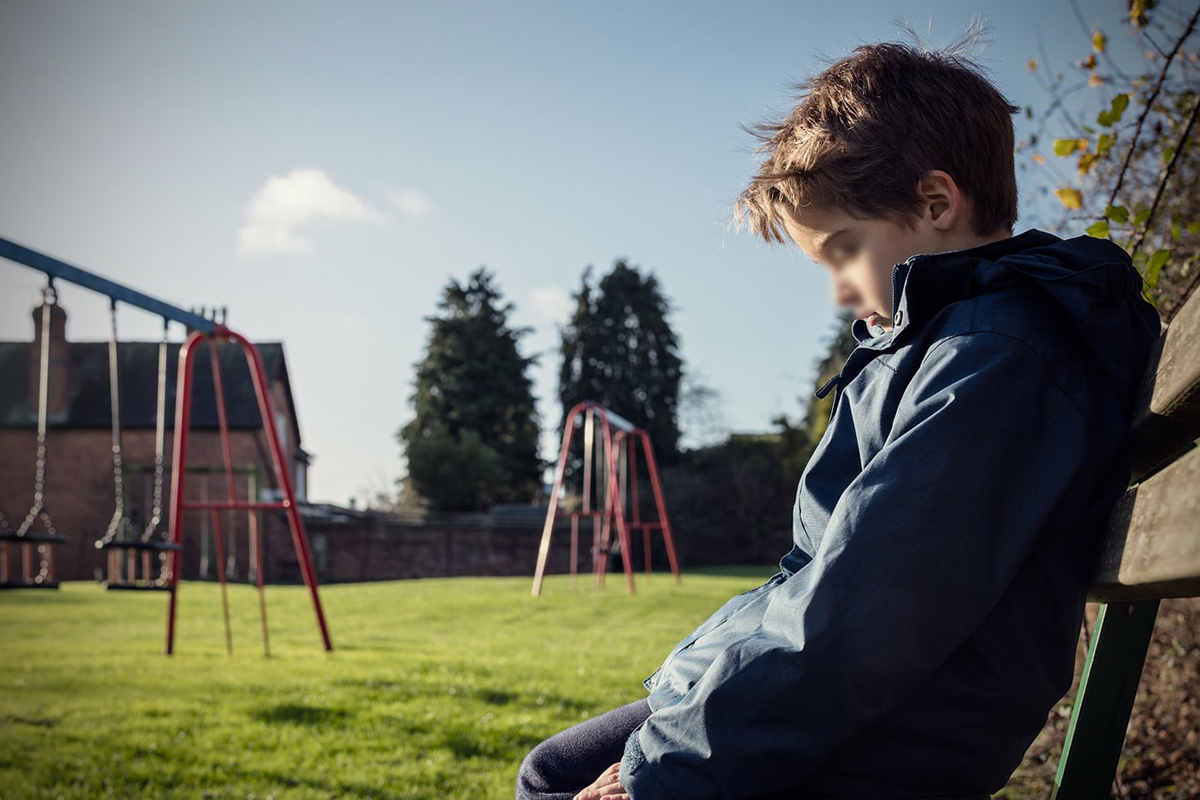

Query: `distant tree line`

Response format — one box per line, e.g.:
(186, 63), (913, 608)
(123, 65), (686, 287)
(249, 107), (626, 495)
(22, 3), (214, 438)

(388, 254), (855, 569)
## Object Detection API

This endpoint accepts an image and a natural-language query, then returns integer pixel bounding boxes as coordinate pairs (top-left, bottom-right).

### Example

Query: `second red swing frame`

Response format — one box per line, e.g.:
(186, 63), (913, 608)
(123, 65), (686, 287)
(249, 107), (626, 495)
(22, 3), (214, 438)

(531, 400), (681, 596)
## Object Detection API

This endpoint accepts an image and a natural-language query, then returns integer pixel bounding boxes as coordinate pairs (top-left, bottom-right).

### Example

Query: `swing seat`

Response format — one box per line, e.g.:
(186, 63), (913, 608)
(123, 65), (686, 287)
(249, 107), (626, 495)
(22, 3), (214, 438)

(98, 539), (181, 552)
(101, 581), (174, 592)
(99, 538), (178, 592)
(0, 531), (67, 544)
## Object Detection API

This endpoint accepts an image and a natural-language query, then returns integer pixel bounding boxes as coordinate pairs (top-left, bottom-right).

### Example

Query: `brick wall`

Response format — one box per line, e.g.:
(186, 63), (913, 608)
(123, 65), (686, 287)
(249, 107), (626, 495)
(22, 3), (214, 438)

(302, 516), (587, 583)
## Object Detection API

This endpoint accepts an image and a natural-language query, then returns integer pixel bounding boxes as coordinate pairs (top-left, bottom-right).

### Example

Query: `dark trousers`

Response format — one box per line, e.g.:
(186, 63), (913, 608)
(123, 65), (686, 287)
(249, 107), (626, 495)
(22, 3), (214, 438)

(516, 697), (652, 800)
(515, 697), (993, 800)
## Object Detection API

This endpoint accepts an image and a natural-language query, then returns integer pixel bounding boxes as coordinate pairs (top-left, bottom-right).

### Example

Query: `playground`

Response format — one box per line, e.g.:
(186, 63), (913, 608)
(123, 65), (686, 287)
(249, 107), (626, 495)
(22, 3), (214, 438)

(0, 233), (704, 800)
(5, 4), (1200, 798)
(0, 566), (774, 800)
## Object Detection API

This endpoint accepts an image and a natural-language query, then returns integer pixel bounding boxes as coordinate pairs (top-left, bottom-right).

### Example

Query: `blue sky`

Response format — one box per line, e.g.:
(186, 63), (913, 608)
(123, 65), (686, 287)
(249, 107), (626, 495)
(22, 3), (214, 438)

(0, 1), (1124, 505)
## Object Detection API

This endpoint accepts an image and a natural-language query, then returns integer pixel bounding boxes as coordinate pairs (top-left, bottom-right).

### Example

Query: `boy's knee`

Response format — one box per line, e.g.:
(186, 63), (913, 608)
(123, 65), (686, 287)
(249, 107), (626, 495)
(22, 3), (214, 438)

(515, 741), (553, 799)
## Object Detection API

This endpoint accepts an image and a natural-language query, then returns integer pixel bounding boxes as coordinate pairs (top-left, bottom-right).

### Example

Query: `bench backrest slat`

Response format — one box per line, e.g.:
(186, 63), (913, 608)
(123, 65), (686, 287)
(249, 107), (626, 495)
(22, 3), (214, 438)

(1090, 284), (1200, 600)
(1127, 285), (1200, 483)
(1089, 442), (1200, 602)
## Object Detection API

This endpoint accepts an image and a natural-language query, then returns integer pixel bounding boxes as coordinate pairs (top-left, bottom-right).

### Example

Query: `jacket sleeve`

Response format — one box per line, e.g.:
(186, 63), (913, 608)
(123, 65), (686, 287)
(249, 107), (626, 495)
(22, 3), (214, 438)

(640, 570), (788, 693)
(619, 330), (1096, 800)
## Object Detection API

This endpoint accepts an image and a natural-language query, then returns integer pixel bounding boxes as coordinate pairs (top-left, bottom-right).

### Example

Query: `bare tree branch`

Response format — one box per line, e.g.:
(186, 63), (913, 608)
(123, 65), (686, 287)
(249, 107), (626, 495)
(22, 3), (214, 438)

(1106, 3), (1200, 210)
(1128, 85), (1200, 259)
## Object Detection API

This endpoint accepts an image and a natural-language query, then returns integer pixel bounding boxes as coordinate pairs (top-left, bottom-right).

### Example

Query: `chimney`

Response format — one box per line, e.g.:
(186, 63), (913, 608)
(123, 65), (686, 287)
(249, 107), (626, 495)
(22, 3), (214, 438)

(29, 298), (71, 424)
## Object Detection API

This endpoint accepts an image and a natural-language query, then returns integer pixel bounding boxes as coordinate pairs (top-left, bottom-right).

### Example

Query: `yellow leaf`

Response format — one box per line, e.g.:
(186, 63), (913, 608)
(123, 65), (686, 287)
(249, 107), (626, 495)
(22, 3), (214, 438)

(1054, 138), (1082, 156)
(1088, 73), (1106, 87)
(1092, 31), (1107, 53)
(1028, 57), (1038, 71)
(1055, 187), (1083, 210)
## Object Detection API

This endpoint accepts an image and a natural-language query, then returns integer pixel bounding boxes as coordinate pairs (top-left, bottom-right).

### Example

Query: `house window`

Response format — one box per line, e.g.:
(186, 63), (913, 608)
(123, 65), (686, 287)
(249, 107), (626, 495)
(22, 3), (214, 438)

(294, 463), (307, 502)
(275, 410), (288, 452)
(312, 533), (327, 577)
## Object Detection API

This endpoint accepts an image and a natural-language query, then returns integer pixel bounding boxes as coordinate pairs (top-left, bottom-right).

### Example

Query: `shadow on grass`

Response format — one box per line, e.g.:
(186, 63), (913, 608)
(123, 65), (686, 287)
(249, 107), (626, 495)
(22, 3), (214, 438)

(251, 702), (355, 726)
(3, 714), (59, 728)
(684, 564), (779, 579)
(476, 688), (518, 705)
(333, 678), (591, 716)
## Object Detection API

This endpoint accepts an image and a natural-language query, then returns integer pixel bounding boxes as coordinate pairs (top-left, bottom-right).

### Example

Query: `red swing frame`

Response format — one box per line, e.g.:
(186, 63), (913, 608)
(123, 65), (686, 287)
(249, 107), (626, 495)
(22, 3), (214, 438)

(165, 324), (332, 655)
(531, 401), (681, 596)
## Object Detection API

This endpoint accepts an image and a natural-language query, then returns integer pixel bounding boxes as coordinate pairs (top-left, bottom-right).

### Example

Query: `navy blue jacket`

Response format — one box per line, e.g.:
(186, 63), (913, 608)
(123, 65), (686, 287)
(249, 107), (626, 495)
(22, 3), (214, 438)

(619, 228), (1163, 799)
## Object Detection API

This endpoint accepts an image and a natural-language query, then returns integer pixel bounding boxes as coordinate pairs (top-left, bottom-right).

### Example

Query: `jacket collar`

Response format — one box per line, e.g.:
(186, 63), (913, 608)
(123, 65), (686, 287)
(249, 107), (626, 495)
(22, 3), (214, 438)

(850, 228), (1064, 348)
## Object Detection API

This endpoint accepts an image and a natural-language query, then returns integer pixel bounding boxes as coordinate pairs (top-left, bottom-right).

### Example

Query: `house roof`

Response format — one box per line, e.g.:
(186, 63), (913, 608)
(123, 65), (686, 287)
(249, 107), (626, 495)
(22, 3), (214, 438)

(0, 339), (301, 435)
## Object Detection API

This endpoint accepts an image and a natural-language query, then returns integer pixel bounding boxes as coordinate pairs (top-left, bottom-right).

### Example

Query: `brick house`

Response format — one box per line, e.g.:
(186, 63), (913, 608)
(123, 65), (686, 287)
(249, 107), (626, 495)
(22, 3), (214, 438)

(0, 298), (312, 583)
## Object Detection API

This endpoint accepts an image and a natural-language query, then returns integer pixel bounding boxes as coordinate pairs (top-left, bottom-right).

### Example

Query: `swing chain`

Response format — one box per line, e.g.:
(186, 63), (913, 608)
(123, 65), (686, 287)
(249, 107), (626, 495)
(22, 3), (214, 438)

(141, 326), (169, 545)
(15, 286), (60, 583)
(97, 298), (137, 548)
(142, 453), (165, 539)
(143, 325), (173, 586)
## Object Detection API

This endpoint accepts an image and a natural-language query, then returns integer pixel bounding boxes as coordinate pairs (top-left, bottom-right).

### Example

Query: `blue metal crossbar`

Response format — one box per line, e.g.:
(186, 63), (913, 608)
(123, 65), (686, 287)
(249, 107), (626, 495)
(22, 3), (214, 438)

(0, 235), (215, 334)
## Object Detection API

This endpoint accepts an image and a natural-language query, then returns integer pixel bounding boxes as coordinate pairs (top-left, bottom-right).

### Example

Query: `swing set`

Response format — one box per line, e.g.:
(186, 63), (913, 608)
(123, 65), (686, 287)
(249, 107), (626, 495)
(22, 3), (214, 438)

(531, 401), (681, 596)
(0, 235), (332, 655)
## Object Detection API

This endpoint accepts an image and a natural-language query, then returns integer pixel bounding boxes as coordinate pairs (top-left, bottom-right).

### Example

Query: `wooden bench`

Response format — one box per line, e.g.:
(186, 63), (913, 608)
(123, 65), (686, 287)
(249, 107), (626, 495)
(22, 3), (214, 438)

(1049, 285), (1200, 799)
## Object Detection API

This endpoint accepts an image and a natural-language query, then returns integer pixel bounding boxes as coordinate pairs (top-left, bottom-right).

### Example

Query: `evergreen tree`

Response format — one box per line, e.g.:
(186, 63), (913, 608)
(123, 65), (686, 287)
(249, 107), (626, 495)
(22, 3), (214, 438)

(798, 307), (859, 446)
(398, 268), (542, 511)
(772, 308), (858, 487)
(558, 259), (684, 462)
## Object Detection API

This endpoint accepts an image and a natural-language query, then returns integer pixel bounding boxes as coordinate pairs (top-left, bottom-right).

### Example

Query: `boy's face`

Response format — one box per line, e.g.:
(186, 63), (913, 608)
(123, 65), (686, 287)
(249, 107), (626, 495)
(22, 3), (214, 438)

(780, 205), (931, 331)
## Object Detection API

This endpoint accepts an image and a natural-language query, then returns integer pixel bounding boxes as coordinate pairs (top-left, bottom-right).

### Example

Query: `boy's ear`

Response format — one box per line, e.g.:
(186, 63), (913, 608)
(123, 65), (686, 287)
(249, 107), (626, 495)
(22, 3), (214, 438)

(917, 169), (962, 231)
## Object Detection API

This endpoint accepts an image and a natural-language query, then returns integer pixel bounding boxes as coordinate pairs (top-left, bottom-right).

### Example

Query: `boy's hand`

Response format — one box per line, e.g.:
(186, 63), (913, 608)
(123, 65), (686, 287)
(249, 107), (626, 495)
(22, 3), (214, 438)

(574, 762), (629, 800)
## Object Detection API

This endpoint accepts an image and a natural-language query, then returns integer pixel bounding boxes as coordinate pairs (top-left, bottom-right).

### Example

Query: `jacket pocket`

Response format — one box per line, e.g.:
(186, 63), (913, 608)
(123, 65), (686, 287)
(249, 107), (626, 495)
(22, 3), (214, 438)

(653, 572), (786, 679)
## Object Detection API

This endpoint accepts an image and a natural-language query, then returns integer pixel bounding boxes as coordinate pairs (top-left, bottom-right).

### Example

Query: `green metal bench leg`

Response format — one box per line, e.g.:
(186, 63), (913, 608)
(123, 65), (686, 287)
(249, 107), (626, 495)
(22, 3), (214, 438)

(1051, 598), (1160, 800)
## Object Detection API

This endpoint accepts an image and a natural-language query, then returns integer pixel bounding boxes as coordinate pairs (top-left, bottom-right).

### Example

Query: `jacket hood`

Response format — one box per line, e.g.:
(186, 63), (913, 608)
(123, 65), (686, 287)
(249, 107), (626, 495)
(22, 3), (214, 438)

(845, 227), (1163, 415)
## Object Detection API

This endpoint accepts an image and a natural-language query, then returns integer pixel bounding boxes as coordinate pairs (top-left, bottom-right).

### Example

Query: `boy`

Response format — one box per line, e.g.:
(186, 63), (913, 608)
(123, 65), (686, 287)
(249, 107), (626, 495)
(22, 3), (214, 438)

(516, 37), (1163, 800)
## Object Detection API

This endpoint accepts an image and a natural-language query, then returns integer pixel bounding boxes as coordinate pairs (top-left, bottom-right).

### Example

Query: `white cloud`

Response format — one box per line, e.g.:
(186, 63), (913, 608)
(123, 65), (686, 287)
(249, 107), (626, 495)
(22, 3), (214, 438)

(237, 167), (385, 258)
(530, 285), (573, 325)
(386, 186), (434, 217)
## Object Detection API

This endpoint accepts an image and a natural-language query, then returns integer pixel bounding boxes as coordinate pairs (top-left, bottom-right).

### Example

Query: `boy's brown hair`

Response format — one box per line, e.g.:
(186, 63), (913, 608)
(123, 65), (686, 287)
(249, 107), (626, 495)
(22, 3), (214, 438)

(731, 29), (1020, 245)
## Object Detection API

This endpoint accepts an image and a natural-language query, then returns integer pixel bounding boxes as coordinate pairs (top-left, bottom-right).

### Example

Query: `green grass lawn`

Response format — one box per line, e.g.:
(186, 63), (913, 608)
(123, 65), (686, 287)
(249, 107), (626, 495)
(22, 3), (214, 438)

(0, 566), (778, 800)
